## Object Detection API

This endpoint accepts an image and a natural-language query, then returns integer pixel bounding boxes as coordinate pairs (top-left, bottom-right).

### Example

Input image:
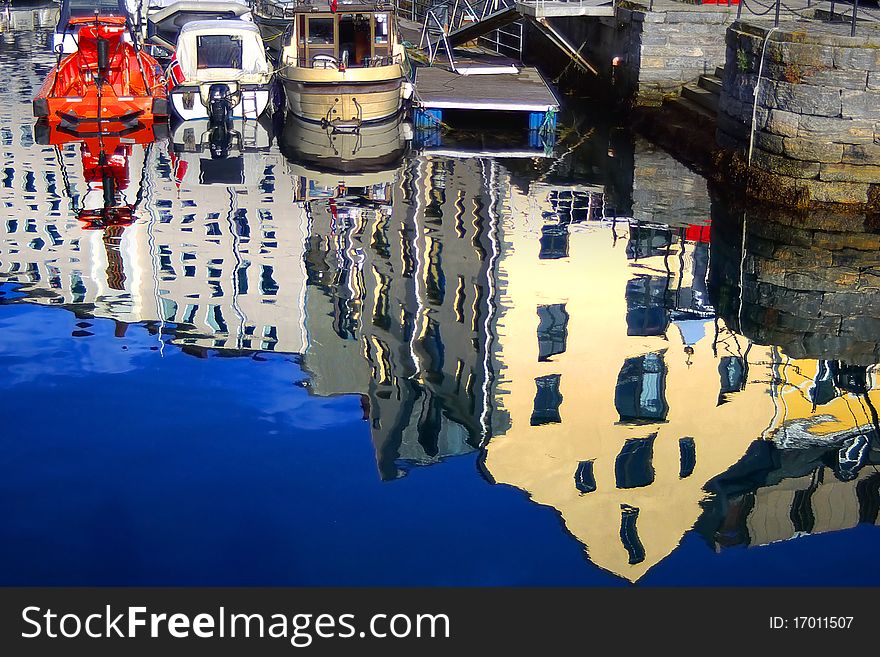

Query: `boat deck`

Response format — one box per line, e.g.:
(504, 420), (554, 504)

(413, 64), (559, 113)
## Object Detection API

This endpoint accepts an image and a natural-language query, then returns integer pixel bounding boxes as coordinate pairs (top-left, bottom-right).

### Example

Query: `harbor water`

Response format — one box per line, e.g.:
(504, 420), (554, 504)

(2, 18), (879, 586)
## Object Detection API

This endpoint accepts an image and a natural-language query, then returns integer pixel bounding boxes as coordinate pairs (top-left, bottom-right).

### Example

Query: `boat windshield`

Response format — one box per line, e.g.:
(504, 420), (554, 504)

(64, 0), (129, 19)
(197, 34), (244, 69)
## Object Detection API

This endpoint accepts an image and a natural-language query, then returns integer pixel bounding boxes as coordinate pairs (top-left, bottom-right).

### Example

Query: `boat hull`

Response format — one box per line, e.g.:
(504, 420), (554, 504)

(279, 114), (412, 174)
(170, 85), (272, 121)
(280, 76), (403, 126)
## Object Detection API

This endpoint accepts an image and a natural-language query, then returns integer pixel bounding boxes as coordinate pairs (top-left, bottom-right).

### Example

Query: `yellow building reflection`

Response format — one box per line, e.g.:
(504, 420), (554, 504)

(484, 181), (778, 582)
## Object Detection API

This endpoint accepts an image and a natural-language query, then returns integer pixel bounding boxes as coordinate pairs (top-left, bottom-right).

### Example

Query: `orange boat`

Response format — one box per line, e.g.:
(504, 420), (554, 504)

(33, 15), (169, 133)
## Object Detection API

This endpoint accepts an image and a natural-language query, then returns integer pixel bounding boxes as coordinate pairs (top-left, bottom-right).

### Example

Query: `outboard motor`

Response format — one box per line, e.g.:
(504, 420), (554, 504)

(208, 83), (233, 130)
(209, 125), (232, 160)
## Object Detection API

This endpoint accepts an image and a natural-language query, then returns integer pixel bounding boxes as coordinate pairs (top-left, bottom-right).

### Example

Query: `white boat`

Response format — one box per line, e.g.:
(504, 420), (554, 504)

(144, 0), (252, 55)
(167, 19), (274, 123)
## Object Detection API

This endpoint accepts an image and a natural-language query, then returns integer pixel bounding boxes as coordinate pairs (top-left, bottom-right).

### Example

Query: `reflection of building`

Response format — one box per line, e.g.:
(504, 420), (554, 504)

(698, 438), (880, 550)
(484, 180), (777, 582)
(301, 156), (499, 479)
(0, 32), (308, 354)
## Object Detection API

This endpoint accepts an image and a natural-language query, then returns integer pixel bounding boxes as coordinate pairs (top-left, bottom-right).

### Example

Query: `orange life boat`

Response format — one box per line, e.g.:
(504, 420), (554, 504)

(33, 15), (169, 133)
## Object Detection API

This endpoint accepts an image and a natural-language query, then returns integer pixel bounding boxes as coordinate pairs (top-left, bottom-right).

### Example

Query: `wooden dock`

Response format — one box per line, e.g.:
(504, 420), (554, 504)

(413, 65), (559, 113)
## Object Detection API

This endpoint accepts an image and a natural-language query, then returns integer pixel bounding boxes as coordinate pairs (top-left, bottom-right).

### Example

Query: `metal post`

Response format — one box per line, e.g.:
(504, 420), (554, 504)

(774, 0), (780, 26)
(830, 0), (836, 19)
(851, 0), (859, 36)
(736, 0), (742, 19)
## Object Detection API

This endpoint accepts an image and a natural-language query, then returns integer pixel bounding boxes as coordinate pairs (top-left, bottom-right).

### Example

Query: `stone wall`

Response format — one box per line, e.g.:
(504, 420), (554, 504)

(710, 204), (880, 364)
(632, 137), (712, 225)
(532, 2), (736, 106)
(718, 20), (880, 206)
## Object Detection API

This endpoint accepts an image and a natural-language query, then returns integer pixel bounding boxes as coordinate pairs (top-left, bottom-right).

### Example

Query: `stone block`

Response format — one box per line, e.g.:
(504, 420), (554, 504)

(842, 143), (880, 165)
(833, 46), (880, 72)
(754, 130), (785, 155)
(785, 268), (861, 293)
(812, 230), (880, 251)
(797, 115), (876, 144)
(841, 316), (880, 340)
(819, 162), (880, 184)
(752, 150), (820, 179)
(765, 109), (800, 137)
(772, 245), (834, 268)
(803, 179), (870, 204)
(801, 67), (868, 91)
(820, 290), (880, 315)
(783, 138), (843, 164)
(840, 89), (880, 120)
(768, 80), (842, 117)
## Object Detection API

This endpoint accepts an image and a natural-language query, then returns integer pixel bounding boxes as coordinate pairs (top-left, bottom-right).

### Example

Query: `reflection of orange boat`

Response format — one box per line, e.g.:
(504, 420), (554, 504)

(33, 16), (168, 133)
(35, 119), (163, 228)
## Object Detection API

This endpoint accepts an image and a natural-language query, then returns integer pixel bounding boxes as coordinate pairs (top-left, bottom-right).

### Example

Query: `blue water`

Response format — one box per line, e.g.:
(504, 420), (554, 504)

(0, 299), (877, 586)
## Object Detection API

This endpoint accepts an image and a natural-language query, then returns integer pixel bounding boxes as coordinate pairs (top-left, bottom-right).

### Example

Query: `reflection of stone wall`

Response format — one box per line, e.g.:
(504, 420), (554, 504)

(632, 137), (711, 226)
(719, 20), (880, 206)
(711, 205), (880, 364)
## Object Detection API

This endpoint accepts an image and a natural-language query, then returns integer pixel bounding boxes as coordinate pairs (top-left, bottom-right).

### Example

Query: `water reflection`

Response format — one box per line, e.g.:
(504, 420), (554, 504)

(2, 22), (879, 585)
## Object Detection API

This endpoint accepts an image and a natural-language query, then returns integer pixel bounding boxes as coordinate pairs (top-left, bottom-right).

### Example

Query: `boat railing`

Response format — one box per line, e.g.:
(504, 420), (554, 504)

(280, 52), (404, 70)
(255, 0), (398, 20)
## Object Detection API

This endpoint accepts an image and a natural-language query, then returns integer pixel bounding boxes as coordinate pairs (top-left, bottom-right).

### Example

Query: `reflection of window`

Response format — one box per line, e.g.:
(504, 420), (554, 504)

(539, 224), (568, 260)
(574, 460), (596, 494)
(614, 352), (668, 424)
(537, 303), (568, 361)
(625, 276), (668, 337)
(425, 238), (445, 306)
(626, 224), (672, 260)
(790, 489), (815, 533)
(197, 35), (242, 69)
(679, 437), (696, 479)
(530, 374), (562, 426)
(307, 17), (334, 44)
(260, 265), (278, 296)
(620, 505), (645, 565)
(615, 435), (655, 489)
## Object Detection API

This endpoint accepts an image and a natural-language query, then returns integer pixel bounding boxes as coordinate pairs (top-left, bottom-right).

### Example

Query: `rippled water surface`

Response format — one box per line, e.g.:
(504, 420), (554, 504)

(2, 16), (880, 585)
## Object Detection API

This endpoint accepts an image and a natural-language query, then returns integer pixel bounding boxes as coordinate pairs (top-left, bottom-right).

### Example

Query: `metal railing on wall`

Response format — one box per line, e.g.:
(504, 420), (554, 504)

(397, 0), (525, 59)
(734, 0), (880, 37)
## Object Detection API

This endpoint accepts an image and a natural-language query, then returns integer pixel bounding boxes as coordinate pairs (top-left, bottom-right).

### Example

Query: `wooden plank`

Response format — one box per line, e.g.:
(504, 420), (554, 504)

(414, 66), (559, 112)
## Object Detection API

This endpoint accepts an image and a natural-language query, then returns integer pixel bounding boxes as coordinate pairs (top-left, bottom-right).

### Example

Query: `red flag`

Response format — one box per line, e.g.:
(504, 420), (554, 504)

(166, 53), (185, 93)
(330, 0), (337, 12)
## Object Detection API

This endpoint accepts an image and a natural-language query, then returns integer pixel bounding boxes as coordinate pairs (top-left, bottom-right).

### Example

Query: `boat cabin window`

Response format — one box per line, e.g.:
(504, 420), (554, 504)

(197, 35), (242, 69)
(374, 13), (389, 44)
(295, 11), (394, 67)
(307, 17), (334, 45)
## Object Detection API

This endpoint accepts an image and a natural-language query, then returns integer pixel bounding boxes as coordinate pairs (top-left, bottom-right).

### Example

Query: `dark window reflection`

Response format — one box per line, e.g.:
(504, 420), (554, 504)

(615, 436), (656, 489)
(539, 224), (568, 260)
(537, 303), (568, 362)
(620, 505), (646, 565)
(625, 276), (668, 337)
(679, 437), (696, 479)
(530, 374), (563, 426)
(575, 460), (597, 494)
(615, 352), (668, 424)
(626, 223), (672, 260)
